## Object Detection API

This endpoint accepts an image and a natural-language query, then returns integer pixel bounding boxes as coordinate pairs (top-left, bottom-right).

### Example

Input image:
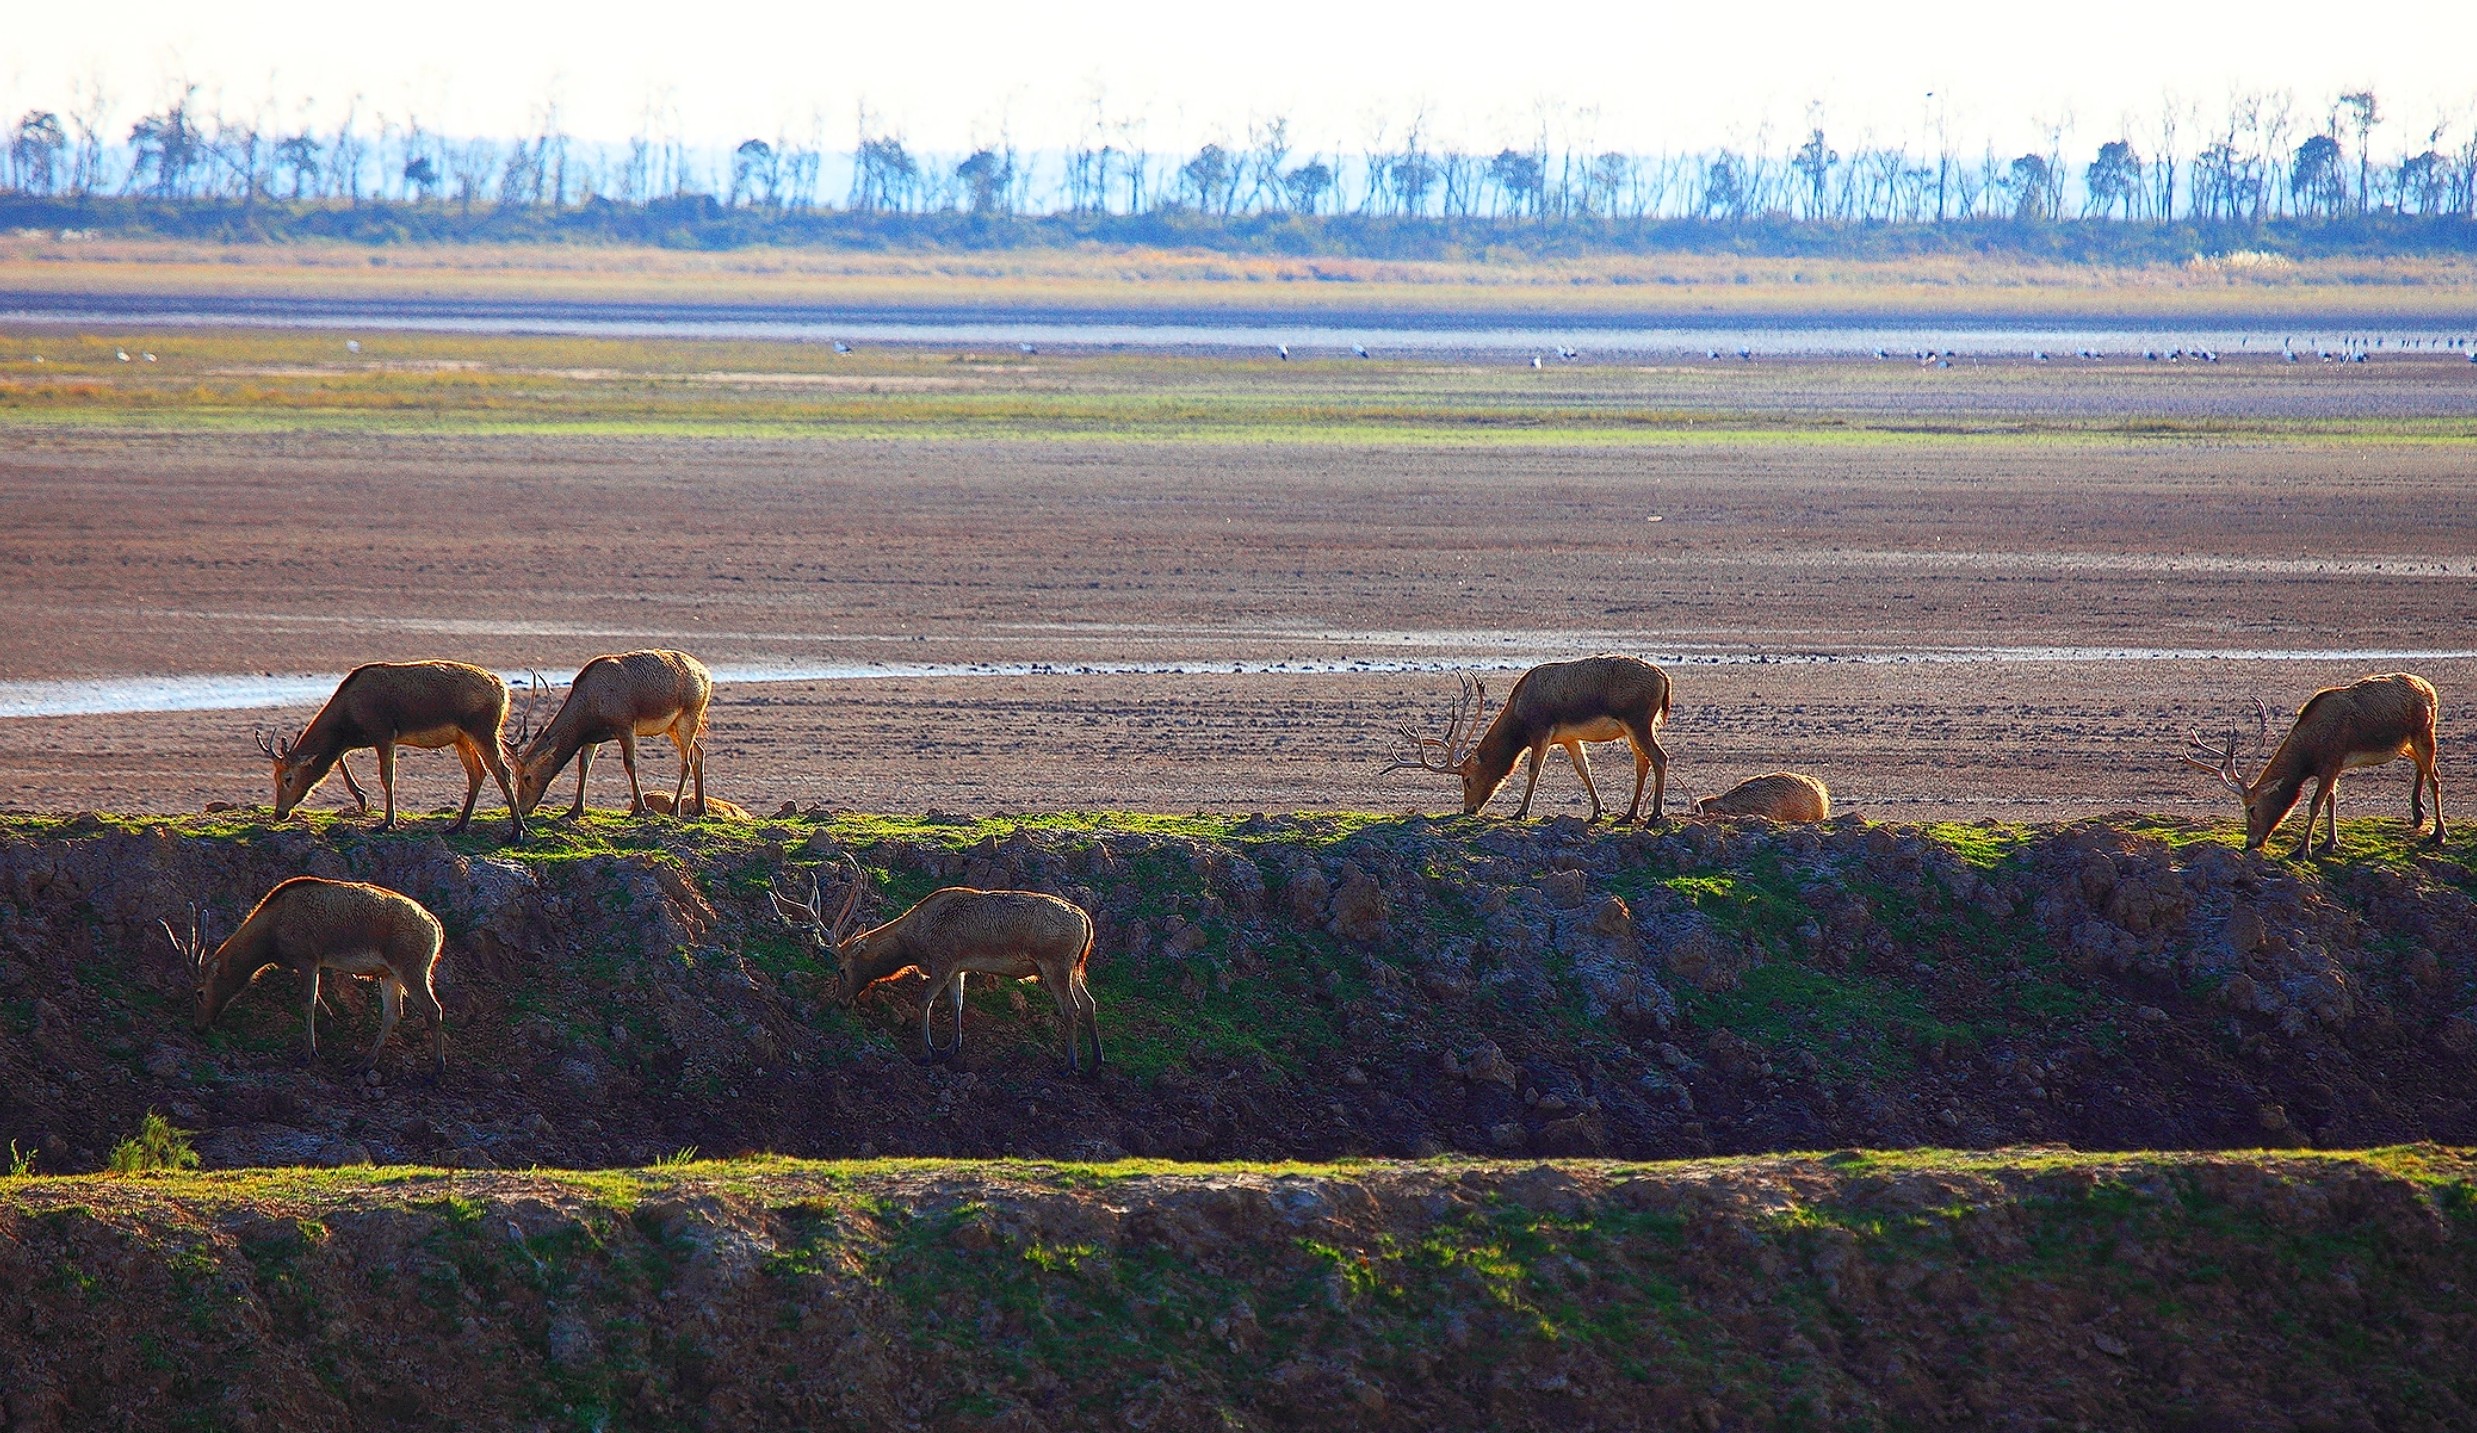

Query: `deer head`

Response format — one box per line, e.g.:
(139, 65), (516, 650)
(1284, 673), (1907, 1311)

(162, 906), (221, 1030)
(2178, 697), (2278, 848)
(256, 728), (320, 818)
(1381, 674), (1494, 814)
(770, 853), (868, 1002)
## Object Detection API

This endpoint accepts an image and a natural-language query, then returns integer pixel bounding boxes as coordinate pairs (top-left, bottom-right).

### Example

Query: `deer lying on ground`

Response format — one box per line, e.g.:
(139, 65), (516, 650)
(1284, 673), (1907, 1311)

(1386, 656), (1673, 821)
(262, 660), (524, 839)
(511, 649), (712, 819)
(771, 855), (1102, 1070)
(168, 877), (448, 1077)
(640, 792), (752, 820)
(2181, 672), (2445, 856)
(1696, 771), (1831, 821)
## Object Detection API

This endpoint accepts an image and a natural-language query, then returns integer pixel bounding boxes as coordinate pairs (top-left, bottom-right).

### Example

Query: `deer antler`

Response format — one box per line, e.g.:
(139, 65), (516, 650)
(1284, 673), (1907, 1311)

(827, 853), (868, 945)
(510, 671), (546, 749)
(252, 728), (288, 761)
(2178, 726), (2250, 796)
(1381, 674), (1490, 775)
(161, 904), (207, 969)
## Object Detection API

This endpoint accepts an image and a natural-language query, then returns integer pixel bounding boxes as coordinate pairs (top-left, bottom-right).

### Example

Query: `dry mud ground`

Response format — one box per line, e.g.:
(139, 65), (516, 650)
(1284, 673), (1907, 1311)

(3, 421), (2475, 821)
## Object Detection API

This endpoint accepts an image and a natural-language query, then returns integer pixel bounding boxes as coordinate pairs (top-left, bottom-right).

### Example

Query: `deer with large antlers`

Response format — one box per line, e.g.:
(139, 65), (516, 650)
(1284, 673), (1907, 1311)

(771, 855), (1102, 1070)
(167, 877), (449, 1077)
(262, 660), (524, 839)
(2181, 672), (2445, 856)
(1386, 655), (1673, 821)
(510, 649), (712, 819)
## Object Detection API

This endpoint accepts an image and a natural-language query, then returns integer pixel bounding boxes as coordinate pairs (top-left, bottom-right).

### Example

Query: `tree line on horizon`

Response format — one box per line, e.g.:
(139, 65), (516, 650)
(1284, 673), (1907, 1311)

(5, 86), (2476, 253)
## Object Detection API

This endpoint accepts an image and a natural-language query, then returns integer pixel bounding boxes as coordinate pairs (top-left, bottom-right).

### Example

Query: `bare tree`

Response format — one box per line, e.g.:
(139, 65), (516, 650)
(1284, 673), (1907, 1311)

(851, 108), (919, 213)
(1790, 126), (1836, 221)
(8, 112), (66, 195)
(127, 88), (204, 198)
(2338, 90), (2380, 213)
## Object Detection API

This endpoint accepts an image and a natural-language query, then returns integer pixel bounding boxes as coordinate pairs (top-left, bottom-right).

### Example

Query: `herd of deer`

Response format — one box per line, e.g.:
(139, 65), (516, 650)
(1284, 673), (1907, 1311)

(175, 648), (2446, 1079)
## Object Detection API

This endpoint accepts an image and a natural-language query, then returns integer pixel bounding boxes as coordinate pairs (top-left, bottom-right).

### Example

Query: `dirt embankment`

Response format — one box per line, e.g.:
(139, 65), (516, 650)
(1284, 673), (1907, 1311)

(3, 1150), (2475, 1431)
(2, 812), (2474, 1174)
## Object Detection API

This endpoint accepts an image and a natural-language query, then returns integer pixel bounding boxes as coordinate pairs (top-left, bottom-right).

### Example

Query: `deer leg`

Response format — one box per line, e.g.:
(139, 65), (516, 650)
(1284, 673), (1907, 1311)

(618, 731), (647, 816)
(1041, 970), (1081, 1071)
(374, 740), (400, 830)
(1645, 729), (1670, 824)
(2294, 778), (2329, 858)
(1512, 743), (1550, 819)
(952, 972), (967, 1055)
(2423, 738), (2447, 845)
(920, 973), (961, 1062)
(448, 738), (485, 834)
(300, 967), (322, 1064)
(477, 732), (525, 842)
(1623, 739), (1651, 824)
(1075, 970), (1104, 1070)
(370, 975), (403, 1073)
(692, 734), (708, 818)
(569, 744), (594, 820)
(669, 723), (695, 815)
(2322, 775), (2341, 854)
(408, 969), (448, 1080)
(1563, 741), (1604, 821)
(337, 757), (373, 814)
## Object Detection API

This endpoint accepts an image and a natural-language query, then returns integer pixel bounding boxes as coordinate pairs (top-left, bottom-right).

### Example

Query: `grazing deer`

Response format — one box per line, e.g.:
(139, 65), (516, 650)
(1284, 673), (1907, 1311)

(262, 660), (524, 839)
(1386, 656), (1672, 821)
(2182, 672), (2445, 856)
(1696, 771), (1831, 821)
(167, 877), (448, 1077)
(511, 649), (712, 819)
(771, 855), (1102, 1070)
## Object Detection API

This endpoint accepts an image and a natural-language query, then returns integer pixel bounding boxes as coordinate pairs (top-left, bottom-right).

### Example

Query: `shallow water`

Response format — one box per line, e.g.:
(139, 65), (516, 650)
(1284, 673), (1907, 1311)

(3, 292), (2467, 359)
(7, 643), (2474, 720)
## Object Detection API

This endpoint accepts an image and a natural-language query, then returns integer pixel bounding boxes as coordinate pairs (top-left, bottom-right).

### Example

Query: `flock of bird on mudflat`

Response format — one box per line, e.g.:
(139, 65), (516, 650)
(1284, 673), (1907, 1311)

(171, 645), (2448, 1082)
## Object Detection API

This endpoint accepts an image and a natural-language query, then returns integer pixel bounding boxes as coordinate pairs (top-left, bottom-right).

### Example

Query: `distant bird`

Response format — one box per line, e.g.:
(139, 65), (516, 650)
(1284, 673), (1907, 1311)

(2143, 349), (2159, 361)
(1276, 344), (1289, 360)
(1530, 355), (1542, 369)
(2467, 350), (2476, 363)
(1557, 345), (1578, 361)
(142, 352), (155, 362)
(2031, 350), (2048, 362)
(1352, 343), (1370, 359)
(1019, 342), (1037, 355)
(1708, 348), (1721, 360)
(831, 340), (852, 355)
(2284, 350), (2301, 362)
(115, 349), (129, 362)
(30, 355), (41, 364)
(1737, 346), (1752, 361)
(346, 339), (361, 354)
(1874, 347), (1889, 359)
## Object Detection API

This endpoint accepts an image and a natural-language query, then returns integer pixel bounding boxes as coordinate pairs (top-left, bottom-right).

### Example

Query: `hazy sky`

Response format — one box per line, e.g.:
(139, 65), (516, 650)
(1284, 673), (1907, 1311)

(9, 0), (2475, 155)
